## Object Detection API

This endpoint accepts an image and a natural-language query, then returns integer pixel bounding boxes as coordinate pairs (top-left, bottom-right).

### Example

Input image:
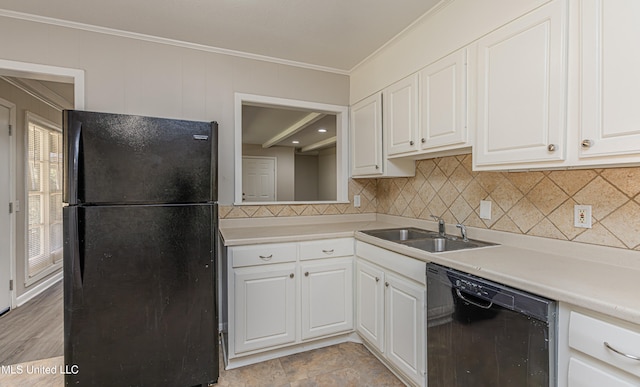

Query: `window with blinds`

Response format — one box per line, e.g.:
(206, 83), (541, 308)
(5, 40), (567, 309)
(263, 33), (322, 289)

(27, 113), (63, 280)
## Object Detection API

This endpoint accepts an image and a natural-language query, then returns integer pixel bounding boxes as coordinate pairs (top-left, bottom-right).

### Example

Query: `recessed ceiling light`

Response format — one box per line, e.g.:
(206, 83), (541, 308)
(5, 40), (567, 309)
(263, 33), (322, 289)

(292, 140), (300, 144)
(318, 128), (327, 133)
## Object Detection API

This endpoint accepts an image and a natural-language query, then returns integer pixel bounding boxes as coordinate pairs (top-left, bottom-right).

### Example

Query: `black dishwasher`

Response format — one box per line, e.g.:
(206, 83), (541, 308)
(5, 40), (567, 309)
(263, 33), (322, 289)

(426, 263), (557, 387)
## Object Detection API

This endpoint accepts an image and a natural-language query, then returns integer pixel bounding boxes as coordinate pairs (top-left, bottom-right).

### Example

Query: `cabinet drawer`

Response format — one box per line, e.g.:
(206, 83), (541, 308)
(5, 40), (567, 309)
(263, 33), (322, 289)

(299, 238), (354, 260)
(230, 243), (297, 268)
(569, 311), (640, 378)
(568, 358), (638, 387)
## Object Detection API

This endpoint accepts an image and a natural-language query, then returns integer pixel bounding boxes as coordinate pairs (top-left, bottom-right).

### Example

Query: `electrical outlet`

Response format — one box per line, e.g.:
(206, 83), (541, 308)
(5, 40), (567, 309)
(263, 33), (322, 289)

(479, 200), (492, 220)
(574, 205), (592, 228)
(354, 195), (361, 208)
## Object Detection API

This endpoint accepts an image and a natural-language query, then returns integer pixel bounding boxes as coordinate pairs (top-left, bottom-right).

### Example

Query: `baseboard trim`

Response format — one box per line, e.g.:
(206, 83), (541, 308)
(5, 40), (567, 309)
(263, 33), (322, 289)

(16, 271), (63, 307)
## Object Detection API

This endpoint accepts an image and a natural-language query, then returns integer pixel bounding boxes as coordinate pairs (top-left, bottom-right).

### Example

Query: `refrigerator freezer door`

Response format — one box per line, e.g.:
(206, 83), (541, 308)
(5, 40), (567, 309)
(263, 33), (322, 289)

(63, 204), (218, 386)
(63, 110), (215, 205)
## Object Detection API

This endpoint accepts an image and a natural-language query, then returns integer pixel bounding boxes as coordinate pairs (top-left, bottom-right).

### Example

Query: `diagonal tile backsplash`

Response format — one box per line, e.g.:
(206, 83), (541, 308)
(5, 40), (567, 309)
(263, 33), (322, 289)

(221, 154), (640, 251)
(219, 178), (378, 219)
(377, 155), (640, 250)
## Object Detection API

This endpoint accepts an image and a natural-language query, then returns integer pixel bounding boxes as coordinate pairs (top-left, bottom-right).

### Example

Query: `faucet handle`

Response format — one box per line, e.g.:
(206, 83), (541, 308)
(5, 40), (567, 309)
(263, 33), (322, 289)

(430, 215), (444, 223)
(456, 223), (469, 242)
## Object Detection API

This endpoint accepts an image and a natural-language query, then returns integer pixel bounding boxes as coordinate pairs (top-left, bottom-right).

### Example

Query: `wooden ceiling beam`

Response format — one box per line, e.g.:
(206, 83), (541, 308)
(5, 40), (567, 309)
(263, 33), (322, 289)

(300, 136), (336, 153)
(262, 112), (325, 148)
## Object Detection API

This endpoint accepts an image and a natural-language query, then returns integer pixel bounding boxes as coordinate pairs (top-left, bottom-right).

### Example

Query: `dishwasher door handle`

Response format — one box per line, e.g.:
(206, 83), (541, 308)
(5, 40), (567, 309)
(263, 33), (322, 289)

(456, 289), (493, 309)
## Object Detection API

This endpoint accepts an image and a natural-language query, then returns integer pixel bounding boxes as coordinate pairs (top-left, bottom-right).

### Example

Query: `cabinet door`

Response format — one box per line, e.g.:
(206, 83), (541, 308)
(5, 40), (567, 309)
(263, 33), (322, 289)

(579, 0), (640, 159)
(301, 258), (353, 340)
(419, 49), (468, 150)
(356, 260), (385, 352)
(351, 93), (383, 176)
(474, 0), (567, 167)
(233, 263), (296, 353)
(385, 74), (419, 156)
(385, 273), (426, 387)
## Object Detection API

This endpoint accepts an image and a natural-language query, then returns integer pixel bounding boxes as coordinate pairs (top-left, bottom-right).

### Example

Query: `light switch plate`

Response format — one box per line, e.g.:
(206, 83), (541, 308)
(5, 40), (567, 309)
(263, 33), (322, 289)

(574, 205), (592, 228)
(354, 195), (361, 208)
(479, 200), (491, 220)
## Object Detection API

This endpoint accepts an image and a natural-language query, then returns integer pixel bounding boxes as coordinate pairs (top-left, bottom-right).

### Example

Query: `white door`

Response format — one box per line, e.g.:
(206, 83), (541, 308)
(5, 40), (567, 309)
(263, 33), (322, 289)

(579, 0), (640, 159)
(385, 74), (419, 156)
(385, 273), (426, 387)
(474, 0), (567, 167)
(0, 99), (14, 315)
(356, 259), (385, 352)
(300, 258), (353, 340)
(351, 93), (383, 176)
(242, 157), (276, 202)
(233, 263), (296, 353)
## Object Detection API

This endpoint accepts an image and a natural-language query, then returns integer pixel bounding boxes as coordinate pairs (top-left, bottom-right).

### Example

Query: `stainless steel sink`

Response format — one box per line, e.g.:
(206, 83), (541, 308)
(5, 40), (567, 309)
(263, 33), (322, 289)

(361, 227), (438, 242)
(403, 237), (497, 253)
(361, 227), (498, 253)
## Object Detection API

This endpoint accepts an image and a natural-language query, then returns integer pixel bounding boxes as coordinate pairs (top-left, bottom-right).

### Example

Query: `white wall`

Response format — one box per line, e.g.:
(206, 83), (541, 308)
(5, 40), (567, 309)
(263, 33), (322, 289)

(294, 154), (319, 201)
(318, 147), (337, 200)
(0, 15), (349, 205)
(350, 0), (550, 103)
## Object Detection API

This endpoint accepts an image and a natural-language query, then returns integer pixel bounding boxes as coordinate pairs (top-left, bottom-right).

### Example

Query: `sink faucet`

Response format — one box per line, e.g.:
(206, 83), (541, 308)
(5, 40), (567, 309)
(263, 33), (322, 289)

(456, 223), (469, 242)
(431, 215), (446, 237)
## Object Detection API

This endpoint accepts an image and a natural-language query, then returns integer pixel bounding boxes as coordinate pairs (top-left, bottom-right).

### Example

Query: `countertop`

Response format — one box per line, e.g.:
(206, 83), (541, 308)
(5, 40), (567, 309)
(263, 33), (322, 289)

(220, 213), (640, 325)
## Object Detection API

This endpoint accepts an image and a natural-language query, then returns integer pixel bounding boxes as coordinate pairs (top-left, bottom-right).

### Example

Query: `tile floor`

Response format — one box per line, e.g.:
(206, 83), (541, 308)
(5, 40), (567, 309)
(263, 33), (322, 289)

(0, 342), (404, 387)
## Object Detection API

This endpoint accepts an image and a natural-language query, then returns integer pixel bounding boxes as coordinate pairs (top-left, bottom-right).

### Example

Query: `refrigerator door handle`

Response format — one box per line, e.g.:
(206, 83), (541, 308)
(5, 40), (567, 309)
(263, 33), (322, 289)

(64, 112), (82, 205)
(69, 207), (85, 291)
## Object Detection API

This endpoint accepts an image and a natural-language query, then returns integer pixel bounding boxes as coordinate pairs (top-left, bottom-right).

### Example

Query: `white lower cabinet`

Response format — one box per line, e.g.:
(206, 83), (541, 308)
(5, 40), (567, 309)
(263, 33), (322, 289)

(356, 260), (385, 351)
(385, 272), (425, 386)
(227, 238), (354, 365)
(559, 304), (640, 387)
(355, 242), (426, 387)
(233, 263), (297, 353)
(301, 257), (353, 341)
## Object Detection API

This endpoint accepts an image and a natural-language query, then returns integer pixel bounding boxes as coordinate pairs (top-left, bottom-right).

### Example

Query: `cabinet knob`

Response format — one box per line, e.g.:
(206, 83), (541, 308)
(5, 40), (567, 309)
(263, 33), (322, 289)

(547, 144), (556, 152)
(385, 282), (389, 287)
(410, 140), (414, 146)
(290, 273), (294, 278)
(304, 271), (309, 277)
(375, 165), (379, 170)
(421, 138), (426, 143)
(581, 139), (594, 148)
(375, 277), (380, 282)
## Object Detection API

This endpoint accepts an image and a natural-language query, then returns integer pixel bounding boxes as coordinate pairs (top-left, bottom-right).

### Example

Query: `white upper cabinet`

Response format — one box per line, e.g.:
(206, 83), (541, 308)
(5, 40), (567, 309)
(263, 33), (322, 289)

(385, 74), (419, 156)
(419, 48), (469, 151)
(474, 0), (568, 169)
(350, 93), (415, 178)
(351, 93), (383, 176)
(577, 0), (640, 161)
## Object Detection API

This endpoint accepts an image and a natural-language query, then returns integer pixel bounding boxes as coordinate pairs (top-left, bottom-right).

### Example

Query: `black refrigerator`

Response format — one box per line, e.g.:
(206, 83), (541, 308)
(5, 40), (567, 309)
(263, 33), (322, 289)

(62, 110), (218, 386)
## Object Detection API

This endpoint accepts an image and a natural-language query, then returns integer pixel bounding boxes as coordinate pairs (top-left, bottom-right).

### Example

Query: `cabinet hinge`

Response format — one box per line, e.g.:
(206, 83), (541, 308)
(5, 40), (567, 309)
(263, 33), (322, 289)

(9, 280), (13, 291)
(8, 202), (12, 214)
(8, 124), (11, 136)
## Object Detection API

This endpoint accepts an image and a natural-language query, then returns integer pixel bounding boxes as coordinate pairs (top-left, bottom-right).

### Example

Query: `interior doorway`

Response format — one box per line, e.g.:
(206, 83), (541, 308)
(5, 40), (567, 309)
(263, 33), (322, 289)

(0, 59), (83, 312)
(0, 98), (15, 316)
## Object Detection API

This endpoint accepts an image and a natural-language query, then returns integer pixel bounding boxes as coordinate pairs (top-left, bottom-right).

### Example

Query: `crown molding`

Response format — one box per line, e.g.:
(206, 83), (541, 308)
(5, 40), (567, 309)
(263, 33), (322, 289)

(0, 9), (350, 76)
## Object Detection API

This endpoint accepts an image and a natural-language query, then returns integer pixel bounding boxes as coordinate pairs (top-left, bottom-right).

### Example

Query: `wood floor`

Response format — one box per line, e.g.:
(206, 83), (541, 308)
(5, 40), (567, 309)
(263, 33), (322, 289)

(0, 281), (405, 386)
(0, 281), (63, 365)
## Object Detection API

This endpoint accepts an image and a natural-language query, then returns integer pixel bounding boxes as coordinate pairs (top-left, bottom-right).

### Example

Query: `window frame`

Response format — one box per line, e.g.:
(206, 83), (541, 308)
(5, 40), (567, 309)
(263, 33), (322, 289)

(234, 93), (349, 205)
(24, 111), (63, 286)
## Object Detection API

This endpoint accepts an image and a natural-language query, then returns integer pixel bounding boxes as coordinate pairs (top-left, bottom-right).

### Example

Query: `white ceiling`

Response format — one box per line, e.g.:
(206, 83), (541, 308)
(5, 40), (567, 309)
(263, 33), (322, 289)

(0, 0), (442, 71)
(243, 105), (336, 151)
